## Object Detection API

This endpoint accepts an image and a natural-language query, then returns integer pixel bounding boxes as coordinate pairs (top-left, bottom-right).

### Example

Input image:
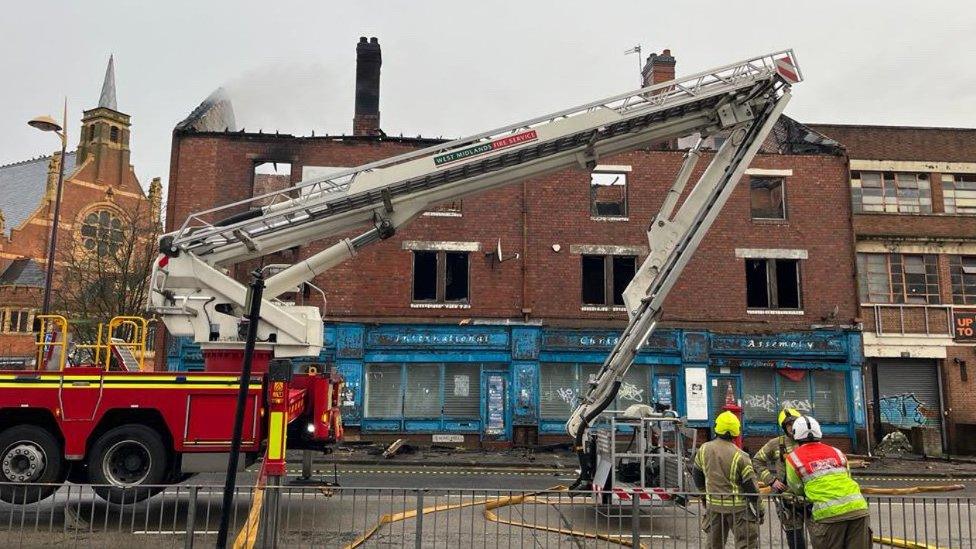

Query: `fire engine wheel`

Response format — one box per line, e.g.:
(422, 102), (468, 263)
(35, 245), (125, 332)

(0, 426), (64, 504)
(88, 425), (167, 504)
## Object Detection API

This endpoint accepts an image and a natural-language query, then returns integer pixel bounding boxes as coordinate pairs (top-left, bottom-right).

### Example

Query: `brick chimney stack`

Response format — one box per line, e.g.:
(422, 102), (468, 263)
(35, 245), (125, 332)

(641, 48), (676, 87)
(353, 37), (382, 136)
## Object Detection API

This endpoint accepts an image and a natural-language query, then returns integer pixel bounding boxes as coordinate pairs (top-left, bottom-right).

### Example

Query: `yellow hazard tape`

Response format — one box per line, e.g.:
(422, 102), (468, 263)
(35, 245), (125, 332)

(873, 535), (945, 549)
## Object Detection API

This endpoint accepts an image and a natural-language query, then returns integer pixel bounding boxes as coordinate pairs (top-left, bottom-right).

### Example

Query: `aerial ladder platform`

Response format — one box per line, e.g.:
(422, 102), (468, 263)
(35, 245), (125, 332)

(150, 50), (802, 483)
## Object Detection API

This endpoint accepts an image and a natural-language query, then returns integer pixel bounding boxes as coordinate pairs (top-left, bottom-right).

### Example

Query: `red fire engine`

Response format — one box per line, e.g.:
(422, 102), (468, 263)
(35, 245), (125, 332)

(0, 315), (342, 504)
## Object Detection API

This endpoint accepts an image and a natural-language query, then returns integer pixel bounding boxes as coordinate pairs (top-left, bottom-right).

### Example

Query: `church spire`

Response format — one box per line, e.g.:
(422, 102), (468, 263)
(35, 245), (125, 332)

(98, 55), (118, 111)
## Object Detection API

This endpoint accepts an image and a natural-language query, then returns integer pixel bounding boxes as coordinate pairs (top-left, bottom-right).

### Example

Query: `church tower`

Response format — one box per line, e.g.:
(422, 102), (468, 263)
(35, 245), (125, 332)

(76, 56), (131, 184)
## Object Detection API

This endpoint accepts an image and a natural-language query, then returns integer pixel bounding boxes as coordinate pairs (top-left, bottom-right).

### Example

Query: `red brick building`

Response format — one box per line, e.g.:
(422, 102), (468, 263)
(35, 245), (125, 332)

(811, 124), (976, 455)
(165, 41), (867, 450)
(0, 57), (161, 365)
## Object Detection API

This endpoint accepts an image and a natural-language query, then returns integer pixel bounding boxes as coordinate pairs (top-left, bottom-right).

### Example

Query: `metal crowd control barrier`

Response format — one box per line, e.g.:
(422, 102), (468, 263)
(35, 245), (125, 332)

(0, 483), (972, 548)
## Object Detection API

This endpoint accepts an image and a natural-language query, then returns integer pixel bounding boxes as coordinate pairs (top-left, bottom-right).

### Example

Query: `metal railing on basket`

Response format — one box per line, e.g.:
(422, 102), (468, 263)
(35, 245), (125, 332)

(0, 483), (972, 548)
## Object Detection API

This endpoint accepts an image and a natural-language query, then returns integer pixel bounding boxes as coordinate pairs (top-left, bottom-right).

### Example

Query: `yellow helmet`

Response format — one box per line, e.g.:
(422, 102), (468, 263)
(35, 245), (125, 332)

(714, 411), (741, 437)
(778, 408), (801, 430)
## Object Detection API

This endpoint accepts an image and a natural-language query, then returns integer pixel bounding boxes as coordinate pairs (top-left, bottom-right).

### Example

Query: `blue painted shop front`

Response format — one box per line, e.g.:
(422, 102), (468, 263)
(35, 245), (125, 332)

(167, 324), (865, 442)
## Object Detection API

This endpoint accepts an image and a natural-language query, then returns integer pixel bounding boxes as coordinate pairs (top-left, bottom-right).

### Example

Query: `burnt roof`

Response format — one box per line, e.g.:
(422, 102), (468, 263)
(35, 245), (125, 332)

(807, 124), (976, 162)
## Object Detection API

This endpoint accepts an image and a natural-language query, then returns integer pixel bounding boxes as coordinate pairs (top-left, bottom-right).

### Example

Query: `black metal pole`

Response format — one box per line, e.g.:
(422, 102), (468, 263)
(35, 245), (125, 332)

(41, 135), (68, 315)
(216, 271), (265, 549)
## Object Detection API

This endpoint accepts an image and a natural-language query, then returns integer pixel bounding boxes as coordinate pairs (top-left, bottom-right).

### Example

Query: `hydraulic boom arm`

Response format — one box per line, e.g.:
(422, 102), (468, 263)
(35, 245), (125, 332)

(150, 51), (801, 363)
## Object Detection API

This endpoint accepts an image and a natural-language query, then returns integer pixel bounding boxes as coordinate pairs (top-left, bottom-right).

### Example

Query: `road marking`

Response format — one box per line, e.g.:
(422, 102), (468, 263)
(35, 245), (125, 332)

(857, 476), (976, 482)
(288, 468), (565, 477)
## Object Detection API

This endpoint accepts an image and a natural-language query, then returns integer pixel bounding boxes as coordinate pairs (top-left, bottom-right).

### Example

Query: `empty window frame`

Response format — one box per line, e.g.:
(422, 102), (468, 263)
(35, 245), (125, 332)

(252, 162), (294, 207)
(590, 171), (628, 217)
(750, 177), (786, 219)
(412, 251), (470, 303)
(855, 253), (940, 304)
(745, 258), (801, 309)
(581, 255), (636, 306)
(950, 255), (976, 305)
(426, 200), (463, 216)
(851, 171), (932, 213)
(943, 174), (976, 214)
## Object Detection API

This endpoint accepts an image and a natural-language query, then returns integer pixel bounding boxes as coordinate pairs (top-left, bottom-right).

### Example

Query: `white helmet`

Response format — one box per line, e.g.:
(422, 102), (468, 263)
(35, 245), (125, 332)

(792, 416), (823, 442)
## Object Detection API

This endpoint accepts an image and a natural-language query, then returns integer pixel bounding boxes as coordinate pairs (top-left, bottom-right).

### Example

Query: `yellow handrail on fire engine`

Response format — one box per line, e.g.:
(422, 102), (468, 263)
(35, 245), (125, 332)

(33, 314), (68, 371)
(106, 316), (149, 371)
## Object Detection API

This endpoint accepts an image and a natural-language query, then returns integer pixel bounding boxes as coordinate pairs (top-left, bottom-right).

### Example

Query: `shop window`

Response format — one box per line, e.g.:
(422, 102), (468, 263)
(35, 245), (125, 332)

(540, 363), (580, 420)
(740, 368), (847, 426)
(856, 253), (940, 304)
(444, 364), (480, 417)
(404, 363), (440, 417)
(812, 370), (848, 423)
(540, 362), (657, 420)
(710, 377), (740, 417)
(581, 255), (636, 307)
(1, 309), (32, 333)
(851, 171), (931, 214)
(943, 174), (976, 214)
(590, 171), (627, 218)
(412, 251), (470, 303)
(950, 256), (976, 305)
(745, 258), (801, 310)
(364, 364), (404, 418)
(742, 369), (777, 423)
(750, 177), (786, 220)
(366, 363), (484, 420)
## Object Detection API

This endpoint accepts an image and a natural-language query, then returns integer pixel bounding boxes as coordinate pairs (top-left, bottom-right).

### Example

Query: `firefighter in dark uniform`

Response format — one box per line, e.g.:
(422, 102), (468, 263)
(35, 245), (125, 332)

(753, 408), (805, 549)
(693, 411), (763, 549)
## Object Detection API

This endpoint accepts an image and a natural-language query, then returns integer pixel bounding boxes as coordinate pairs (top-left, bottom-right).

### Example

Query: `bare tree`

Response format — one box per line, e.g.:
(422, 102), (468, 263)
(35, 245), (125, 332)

(53, 200), (160, 348)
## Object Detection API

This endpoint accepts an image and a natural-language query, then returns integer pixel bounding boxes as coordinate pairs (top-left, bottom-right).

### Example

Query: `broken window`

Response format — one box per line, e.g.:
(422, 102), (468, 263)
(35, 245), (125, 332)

(745, 258), (802, 310)
(252, 161), (293, 207)
(950, 256), (976, 305)
(590, 171), (628, 217)
(750, 177), (786, 219)
(412, 251), (438, 301)
(851, 171), (932, 214)
(411, 250), (469, 303)
(855, 253), (940, 304)
(581, 254), (637, 306)
(426, 200), (463, 216)
(943, 174), (976, 214)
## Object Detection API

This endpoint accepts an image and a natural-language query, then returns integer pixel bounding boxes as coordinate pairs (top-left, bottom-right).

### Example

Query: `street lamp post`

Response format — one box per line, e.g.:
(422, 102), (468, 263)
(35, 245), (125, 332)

(29, 99), (69, 316)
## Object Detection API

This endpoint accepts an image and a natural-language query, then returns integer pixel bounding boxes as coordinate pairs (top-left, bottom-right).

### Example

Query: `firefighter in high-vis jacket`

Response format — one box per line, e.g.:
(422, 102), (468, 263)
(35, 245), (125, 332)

(753, 408), (805, 549)
(693, 411), (763, 549)
(785, 416), (870, 549)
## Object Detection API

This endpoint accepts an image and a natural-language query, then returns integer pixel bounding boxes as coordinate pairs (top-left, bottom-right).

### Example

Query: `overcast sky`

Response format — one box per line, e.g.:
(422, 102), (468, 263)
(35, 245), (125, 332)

(2, 0), (974, 195)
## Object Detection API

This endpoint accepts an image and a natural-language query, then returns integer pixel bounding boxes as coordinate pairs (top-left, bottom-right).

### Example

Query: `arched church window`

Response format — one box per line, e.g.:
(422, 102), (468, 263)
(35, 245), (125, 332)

(110, 126), (120, 143)
(80, 210), (124, 256)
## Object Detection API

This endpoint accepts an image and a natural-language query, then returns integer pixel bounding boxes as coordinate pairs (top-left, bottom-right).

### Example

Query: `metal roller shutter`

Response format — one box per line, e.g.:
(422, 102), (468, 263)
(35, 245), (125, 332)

(876, 359), (942, 432)
(365, 364), (403, 418)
